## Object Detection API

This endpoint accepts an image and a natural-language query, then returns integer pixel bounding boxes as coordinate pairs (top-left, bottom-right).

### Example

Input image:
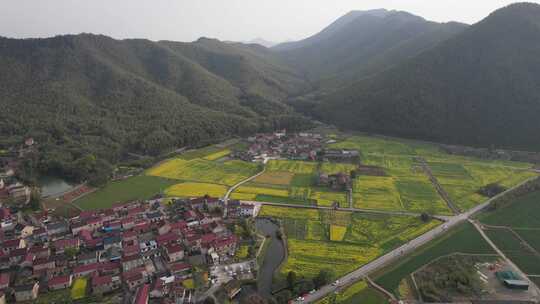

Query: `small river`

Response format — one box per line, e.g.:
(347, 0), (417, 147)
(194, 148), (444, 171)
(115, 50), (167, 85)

(256, 217), (286, 297)
(39, 176), (75, 197)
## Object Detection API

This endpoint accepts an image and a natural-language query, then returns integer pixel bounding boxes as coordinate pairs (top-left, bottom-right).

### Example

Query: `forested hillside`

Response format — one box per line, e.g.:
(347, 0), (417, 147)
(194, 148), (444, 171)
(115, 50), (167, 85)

(0, 34), (312, 183)
(274, 9), (467, 90)
(305, 3), (540, 151)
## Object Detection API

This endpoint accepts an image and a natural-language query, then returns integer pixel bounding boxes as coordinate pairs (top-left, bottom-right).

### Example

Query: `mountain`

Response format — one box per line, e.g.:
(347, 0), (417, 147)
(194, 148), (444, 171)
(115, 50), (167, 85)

(306, 3), (540, 151)
(0, 34), (312, 183)
(273, 9), (467, 89)
(244, 38), (277, 48)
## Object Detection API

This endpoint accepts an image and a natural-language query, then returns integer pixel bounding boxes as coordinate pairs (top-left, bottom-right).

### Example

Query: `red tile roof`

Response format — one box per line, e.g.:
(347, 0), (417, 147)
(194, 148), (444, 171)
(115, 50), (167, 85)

(135, 284), (150, 304)
(0, 273), (9, 286)
(92, 275), (112, 286)
(48, 275), (71, 286)
(73, 263), (99, 275)
(168, 262), (190, 273)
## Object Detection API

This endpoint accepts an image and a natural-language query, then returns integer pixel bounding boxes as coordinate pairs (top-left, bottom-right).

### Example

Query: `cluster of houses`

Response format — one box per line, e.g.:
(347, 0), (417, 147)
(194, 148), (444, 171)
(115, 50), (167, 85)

(317, 172), (352, 191)
(0, 138), (36, 206)
(0, 196), (257, 303)
(232, 131), (324, 162)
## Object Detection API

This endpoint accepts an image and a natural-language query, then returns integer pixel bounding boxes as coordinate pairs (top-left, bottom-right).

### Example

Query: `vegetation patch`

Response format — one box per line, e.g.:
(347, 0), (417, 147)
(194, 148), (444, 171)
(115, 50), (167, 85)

(353, 176), (402, 211)
(74, 175), (175, 210)
(203, 149), (231, 161)
(253, 171), (294, 185)
(414, 254), (496, 302)
(320, 162), (357, 175)
(374, 223), (494, 296)
(164, 182), (228, 198)
(71, 278), (87, 300)
(266, 160), (317, 174)
(330, 225), (347, 241)
(147, 158), (260, 186)
(316, 281), (388, 304)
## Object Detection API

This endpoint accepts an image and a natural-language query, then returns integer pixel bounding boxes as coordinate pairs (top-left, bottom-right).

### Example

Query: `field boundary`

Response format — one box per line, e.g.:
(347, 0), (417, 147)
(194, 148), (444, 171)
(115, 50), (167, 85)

(416, 157), (460, 214)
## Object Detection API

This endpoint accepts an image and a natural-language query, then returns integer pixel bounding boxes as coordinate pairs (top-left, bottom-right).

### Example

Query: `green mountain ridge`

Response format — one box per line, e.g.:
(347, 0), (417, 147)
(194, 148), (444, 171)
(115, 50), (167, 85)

(0, 34), (312, 182)
(306, 2), (540, 151)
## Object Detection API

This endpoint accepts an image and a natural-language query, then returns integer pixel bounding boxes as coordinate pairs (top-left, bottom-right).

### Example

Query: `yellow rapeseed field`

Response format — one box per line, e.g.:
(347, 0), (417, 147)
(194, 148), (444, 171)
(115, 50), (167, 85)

(165, 182), (228, 198)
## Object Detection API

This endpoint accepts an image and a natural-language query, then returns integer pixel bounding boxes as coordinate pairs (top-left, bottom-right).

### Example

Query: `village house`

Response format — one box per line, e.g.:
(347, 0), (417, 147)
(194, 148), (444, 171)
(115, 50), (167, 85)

(73, 262), (99, 278)
(0, 273), (9, 290)
(92, 275), (121, 295)
(1, 238), (26, 254)
(164, 244), (184, 262)
(122, 254), (144, 272)
(14, 282), (39, 302)
(133, 283), (150, 304)
(46, 222), (69, 236)
(53, 238), (79, 254)
(48, 274), (72, 290)
(168, 262), (191, 279)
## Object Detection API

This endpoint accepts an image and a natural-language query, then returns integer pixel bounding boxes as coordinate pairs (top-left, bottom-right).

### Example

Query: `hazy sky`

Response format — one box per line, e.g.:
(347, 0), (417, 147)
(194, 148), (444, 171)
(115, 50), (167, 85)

(1, 0), (538, 43)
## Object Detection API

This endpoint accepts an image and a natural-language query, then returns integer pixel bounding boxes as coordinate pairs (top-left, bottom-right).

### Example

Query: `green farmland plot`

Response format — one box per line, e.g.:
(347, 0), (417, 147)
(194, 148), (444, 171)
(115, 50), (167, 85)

(374, 223), (494, 296)
(479, 190), (540, 275)
(74, 175), (176, 210)
(266, 159), (317, 174)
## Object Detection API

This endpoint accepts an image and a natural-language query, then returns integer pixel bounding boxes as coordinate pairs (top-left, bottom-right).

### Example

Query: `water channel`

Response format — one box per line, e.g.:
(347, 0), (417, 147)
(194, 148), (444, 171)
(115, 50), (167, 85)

(255, 217), (286, 297)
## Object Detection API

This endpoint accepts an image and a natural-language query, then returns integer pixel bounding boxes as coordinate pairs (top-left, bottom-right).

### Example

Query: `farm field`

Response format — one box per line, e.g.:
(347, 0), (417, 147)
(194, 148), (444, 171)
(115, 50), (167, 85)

(258, 206), (441, 280)
(233, 159), (348, 207)
(316, 281), (388, 304)
(147, 158), (260, 186)
(373, 223), (495, 296)
(428, 160), (536, 211)
(479, 191), (540, 275)
(164, 182), (228, 198)
(203, 149), (231, 161)
(74, 175), (176, 210)
(331, 135), (536, 213)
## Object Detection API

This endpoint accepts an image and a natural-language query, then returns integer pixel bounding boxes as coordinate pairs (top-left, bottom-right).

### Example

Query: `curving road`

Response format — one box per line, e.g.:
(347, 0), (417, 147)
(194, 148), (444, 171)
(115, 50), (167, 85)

(295, 176), (538, 303)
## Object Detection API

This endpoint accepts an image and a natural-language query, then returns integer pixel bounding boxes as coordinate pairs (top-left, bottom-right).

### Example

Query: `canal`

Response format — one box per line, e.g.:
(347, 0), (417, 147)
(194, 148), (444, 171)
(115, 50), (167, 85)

(255, 217), (286, 297)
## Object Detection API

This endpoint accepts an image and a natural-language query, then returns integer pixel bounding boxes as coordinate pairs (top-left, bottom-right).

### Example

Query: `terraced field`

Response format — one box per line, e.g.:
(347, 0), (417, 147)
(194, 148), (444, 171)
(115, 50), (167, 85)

(259, 205), (441, 280)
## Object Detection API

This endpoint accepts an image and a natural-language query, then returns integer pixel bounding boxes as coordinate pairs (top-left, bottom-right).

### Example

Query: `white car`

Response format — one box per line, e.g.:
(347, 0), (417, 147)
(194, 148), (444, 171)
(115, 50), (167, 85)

(309, 289), (316, 294)
(332, 280), (340, 286)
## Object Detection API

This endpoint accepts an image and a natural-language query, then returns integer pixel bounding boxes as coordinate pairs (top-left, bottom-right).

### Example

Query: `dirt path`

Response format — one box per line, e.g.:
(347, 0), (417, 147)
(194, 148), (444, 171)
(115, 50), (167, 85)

(416, 157), (461, 214)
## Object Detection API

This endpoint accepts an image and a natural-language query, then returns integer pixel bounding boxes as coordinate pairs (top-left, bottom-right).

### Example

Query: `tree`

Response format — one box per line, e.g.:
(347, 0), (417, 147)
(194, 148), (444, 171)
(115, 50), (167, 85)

(313, 268), (335, 288)
(350, 170), (357, 179)
(275, 289), (292, 304)
(287, 271), (297, 289)
(420, 212), (431, 222)
(28, 188), (42, 211)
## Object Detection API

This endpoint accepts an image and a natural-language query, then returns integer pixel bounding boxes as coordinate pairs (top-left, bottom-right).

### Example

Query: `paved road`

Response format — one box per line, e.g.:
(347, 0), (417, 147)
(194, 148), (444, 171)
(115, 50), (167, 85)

(254, 200), (450, 219)
(296, 176), (538, 303)
(223, 167), (266, 217)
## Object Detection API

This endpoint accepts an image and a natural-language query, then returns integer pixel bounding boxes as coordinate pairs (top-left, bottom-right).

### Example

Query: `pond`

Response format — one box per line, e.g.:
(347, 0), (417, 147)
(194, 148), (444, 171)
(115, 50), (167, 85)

(39, 175), (75, 197)
(255, 217), (286, 298)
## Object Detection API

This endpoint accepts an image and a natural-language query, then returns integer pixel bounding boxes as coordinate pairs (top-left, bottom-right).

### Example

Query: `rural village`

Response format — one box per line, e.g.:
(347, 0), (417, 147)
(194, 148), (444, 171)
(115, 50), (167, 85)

(1, 130), (540, 304)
